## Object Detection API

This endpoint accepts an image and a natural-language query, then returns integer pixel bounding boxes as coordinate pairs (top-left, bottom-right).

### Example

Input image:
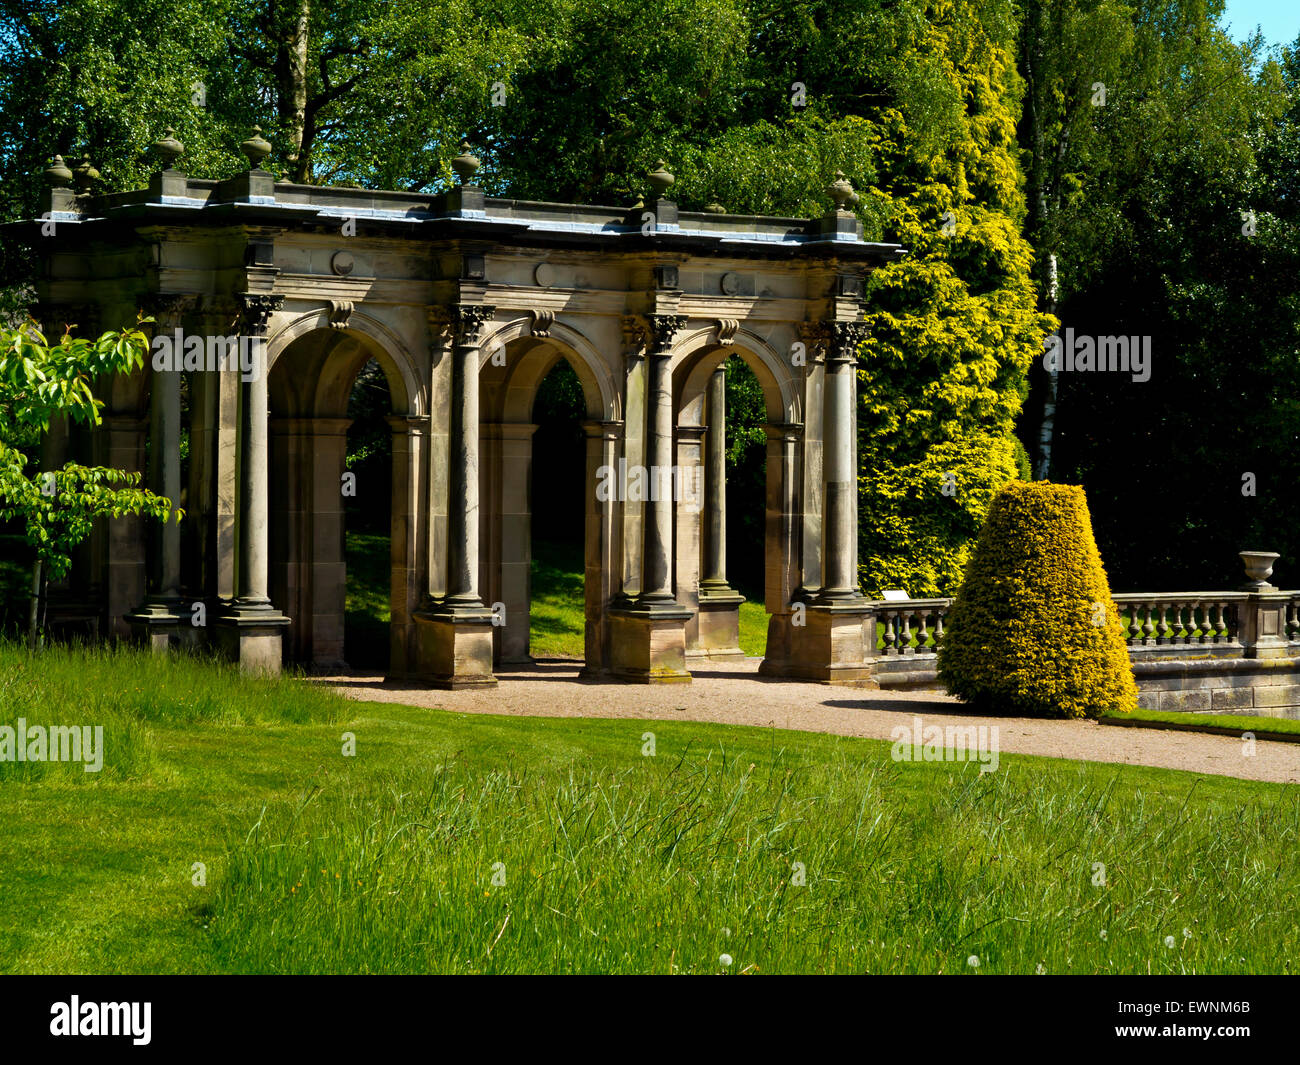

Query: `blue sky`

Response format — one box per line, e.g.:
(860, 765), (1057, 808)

(1221, 1), (1300, 47)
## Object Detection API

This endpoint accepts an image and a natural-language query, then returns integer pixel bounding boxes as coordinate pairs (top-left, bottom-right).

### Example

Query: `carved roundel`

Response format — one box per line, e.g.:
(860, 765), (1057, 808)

(534, 262), (556, 288)
(720, 271), (742, 295)
(331, 251), (355, 276)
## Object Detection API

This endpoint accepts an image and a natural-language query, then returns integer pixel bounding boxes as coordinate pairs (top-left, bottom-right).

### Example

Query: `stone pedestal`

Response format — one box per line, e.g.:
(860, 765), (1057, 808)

(608, 603), (693, 683)
(692, 589), (747, 660)
(411, 606), (498, 689)
(1239, 590), (1291, 659)
(126, 601), (185, 651)
(213, 605), (290, 674)
(760, 601), (877, 686)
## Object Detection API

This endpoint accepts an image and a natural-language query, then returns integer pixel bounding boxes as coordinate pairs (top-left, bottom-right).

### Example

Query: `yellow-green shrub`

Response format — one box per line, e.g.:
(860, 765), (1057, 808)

(937, 481), (1137, 719)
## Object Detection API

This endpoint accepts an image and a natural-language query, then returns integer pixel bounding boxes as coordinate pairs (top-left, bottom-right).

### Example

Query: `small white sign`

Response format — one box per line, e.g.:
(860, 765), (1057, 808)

(881, 589), (911, 602)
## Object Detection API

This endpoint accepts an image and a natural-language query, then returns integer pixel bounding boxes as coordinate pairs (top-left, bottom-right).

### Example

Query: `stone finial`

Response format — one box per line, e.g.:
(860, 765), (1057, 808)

(647, 160), (675, 197)
(72, 154), (100, 194)
(44, 155), (73, 188)
(826, 170), (855, 211)
(451, 141), (481, 184)
(240, 126), (272, 169)
(153, 127), (184, 168)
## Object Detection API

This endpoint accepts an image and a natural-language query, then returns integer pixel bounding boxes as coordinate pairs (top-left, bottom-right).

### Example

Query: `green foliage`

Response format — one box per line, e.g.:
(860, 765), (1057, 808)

(0, 321), (177, 579)
(1040, 4), (1298, 587)
(939, 481), (1138, 719)
(858, 1), (1051, 597)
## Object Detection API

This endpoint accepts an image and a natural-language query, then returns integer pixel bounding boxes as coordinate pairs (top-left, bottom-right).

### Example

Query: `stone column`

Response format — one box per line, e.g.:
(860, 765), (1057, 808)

(411, 304), (498, 689)
(757, 423), (806, 677)
(214, 293), (290, 673)
(387, 414), (429, 680)
(128, 295), (191, 650)
(766, 320), (874, 686)
(607, 313), (692, 683)
(819, 321), (867, 601)
(619, 317), (648, 599)
(693, 366), (745, 658)
(448, 304), (494, 607)
(641, 314), (684, 603)
(702, 366), (729, 588)
(580, 419), (623, 678)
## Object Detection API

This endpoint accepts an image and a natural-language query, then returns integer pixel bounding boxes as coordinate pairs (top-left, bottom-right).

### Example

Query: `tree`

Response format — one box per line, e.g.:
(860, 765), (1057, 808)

(0, 320), (178, 647)
(938, 481), (1137, 718)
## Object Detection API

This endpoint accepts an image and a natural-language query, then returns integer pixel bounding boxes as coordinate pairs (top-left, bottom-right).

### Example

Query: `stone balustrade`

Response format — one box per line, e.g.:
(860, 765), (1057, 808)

(862, 564), (1300, 715)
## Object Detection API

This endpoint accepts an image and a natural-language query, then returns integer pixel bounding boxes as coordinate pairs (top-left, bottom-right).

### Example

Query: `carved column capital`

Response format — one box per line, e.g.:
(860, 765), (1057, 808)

(647, 313), (687, 354)
(453, 303), (496, 345)
(141, 293), (194, 327)
(239, 293), (284, 337)
(797, 321), (831, 363)
(827, 320), (868, 364)
(621, 314), (648, 359)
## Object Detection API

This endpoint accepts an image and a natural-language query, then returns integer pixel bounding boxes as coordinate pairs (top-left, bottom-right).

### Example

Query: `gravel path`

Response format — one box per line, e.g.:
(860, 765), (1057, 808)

(318, 657), (1300, 785)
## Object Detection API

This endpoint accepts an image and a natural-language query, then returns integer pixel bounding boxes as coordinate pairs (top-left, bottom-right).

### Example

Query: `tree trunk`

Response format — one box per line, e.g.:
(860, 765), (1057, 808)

(1035, 253), (1060, 480)
(27, 558), (42, 651)
(279, 0), (311, 182)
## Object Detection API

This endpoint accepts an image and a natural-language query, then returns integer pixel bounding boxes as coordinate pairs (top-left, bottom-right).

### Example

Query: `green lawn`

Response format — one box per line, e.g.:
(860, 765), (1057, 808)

(1105, 707), (1300, 739)
(2, 641), (1299, 974)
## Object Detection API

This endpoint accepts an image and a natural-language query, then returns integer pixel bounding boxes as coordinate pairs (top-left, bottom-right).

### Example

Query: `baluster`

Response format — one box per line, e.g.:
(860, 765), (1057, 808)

(916, 609), (931, 653)
(1173, 603), (1187, 646)
(1215, 601), (1228, 643)
(883, 612), (897, 655)
(900, 609), (914, 655)
(1197, 602), (1212, 645)
(1157, 603), (1171, 643)
(1222, 601), (1236, 644)
(934, 611), (944, 648)
(1125, 603), (1139, 645)
(1142, 602), (1156, 646)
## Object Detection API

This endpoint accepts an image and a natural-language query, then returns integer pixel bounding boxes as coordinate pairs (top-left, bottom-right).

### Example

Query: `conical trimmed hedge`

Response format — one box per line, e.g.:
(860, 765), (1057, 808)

(937, 481), (1137, 719)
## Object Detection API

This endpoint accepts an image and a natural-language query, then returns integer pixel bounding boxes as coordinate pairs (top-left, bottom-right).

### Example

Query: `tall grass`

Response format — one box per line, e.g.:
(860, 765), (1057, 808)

(208, 745), (1300, 974)
(0, 640), (344, 782)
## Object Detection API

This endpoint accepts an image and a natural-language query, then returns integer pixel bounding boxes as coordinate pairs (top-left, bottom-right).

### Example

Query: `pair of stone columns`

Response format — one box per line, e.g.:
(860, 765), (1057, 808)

(412, 305), (499, 688)
(130, 292), (287, 670)
(762, 319), (873, 684)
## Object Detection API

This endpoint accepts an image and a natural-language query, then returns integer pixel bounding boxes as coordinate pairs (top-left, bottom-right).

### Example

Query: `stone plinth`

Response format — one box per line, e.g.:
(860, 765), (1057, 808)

(608, 604), (693, 683)
(411, 607), (498, 689)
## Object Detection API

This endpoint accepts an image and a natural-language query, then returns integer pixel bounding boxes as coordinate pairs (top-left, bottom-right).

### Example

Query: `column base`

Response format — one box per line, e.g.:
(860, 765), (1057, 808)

(759, 600), (878, 687)
(125, 597), (186, 653)
(213, 600), (290, 674)
(689, 587), (747, 660)
(410, 604), (499, 690)
(608, 599), (693, 683)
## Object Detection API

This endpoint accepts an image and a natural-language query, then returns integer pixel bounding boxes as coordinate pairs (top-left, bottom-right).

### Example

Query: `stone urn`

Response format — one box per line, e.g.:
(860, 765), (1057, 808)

(1240, 550), (1280, 588)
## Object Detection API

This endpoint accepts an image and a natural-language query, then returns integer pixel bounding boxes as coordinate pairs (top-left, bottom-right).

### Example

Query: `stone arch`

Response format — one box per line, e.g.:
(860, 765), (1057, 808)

(668, 325), (806, 660)
(265, 312), (427, 672)
(267, 307), (424, 417)
(478, 316), (621, 423)
(670, 325), (800, 428)
(476, 316), (620, 668)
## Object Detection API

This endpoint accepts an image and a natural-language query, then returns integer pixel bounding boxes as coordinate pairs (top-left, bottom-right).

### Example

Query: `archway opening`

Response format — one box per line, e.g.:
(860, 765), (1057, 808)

(527, 358), (587, 660)
(719, 355), (770, 657)
(268, 325), (413, 675)
(343, 358), (392, 670)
